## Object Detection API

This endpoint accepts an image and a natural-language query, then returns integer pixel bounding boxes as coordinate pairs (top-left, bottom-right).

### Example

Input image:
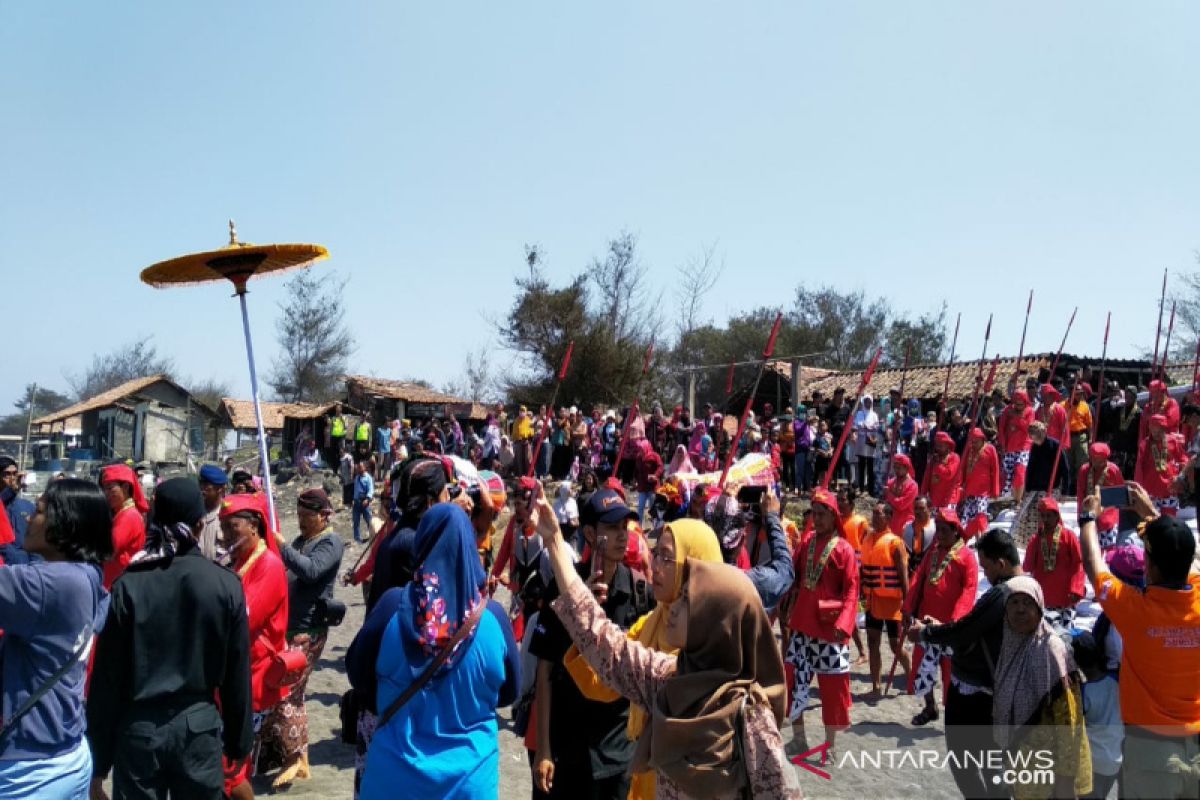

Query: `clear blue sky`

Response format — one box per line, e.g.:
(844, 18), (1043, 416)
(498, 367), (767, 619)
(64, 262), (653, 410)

(3, 2), (1198, 413)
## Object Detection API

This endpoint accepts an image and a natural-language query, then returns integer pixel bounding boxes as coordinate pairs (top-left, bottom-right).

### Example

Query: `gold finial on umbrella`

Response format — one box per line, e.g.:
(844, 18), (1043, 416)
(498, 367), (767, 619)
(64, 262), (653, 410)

(140, 224), (331, 529)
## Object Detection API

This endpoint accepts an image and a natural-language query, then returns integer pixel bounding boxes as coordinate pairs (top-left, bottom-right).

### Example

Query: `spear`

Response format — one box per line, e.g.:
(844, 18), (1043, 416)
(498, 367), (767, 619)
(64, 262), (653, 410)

(1089, 312), (1111, 441)
(725, 361), (735, 396)
(937, 312), (961, 429)
(1191, 337), (1200, 397)
(527, 341), (574, 478)
(971, 314), (993, 420)
(1158, 301), (1176, 380)
(897, 341), (913, 401)
(968, 356), (1001, 432)
(821, 347), (884, 490)
(1011, 289), (1034, 388)
(718, 313), (784, 489)
(1151, 268), (1168, 373)
(1047, 306), (1078, 380)
(611, 341), (655, 481)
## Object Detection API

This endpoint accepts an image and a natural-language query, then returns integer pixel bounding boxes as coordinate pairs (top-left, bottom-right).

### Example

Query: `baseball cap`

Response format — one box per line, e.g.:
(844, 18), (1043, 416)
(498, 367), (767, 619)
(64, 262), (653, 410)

(581, 488), (638, 527)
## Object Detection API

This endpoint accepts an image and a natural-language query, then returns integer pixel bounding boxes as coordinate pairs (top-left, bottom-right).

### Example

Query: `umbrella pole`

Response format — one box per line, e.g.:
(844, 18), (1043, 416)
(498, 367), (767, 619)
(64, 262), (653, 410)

(236, 288), (279, 532)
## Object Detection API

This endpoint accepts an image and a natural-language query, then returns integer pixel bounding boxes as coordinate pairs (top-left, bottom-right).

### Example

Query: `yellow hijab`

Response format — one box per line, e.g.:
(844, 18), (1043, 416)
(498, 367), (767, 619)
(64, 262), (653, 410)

(627, 519), (722, 740)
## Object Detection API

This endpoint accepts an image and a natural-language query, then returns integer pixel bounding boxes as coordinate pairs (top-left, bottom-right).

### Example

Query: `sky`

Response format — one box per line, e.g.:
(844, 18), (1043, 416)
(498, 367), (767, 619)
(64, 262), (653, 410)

(3, 2), (1199, 413)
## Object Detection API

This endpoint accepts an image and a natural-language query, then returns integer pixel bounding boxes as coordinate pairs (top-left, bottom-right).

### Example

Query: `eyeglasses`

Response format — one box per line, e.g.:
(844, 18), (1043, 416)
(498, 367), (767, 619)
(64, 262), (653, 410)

(1, 470), (17, 477)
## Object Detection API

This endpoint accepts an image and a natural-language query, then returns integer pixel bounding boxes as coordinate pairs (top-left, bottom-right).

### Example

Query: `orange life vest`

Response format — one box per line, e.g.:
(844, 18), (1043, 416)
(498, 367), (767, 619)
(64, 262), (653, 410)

(861, 529), (905, 620)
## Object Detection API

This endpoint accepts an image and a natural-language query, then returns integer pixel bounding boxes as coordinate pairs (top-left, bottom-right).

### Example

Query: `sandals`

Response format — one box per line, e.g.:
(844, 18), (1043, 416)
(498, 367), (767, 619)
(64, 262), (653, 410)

(911, 707), (939, 726)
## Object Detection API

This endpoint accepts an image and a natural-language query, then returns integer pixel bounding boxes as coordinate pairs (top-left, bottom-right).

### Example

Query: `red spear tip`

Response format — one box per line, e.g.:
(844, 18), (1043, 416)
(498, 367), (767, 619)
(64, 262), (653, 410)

(763, 312), (784, 358)
(557, 341), (575, 381)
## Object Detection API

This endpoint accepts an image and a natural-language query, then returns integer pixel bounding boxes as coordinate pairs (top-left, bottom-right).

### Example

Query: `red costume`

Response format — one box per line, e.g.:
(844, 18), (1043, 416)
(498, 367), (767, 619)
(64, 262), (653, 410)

(998, 393), (1035, 454)
(99, 465), (148, 589)
(1037, 385), (1069, 445)
(1076, 442), (1124, 508)
(921, 433), (961, 509)
(960, 431), (1001, 499)
(904, 509), (978, 698)
(1135, 415), (1187, 510)
(1139, 380), (1181, 439)
(885, 455), (918, 535)
(1022, 497), (1085, 610)
(219, 494), (289, 795)
(786, 489), (858, 729)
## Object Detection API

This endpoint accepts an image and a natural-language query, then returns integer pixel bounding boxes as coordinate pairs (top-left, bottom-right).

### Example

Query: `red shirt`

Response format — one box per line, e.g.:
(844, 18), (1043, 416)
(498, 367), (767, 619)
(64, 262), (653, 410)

(1038, 402), (1069, 446)
(239, 545), (289, 711)
(998, 405), (1035, 453)
(1139, 396), (1181, 439)
(1076, 461), (1124, 508)
(961, 443), (1001, 498)
(1135, 435), (1187, 499)
(921, 452), (961, 509)
(103, 503), (146, 590)
(635, 451), (663, 493)
(904, 539), (978, 623)
(886, 476), (918, 535)
(788, 531), (858, 641)
(1022, 526), (1086, 608)
(0, 508), (13, 547)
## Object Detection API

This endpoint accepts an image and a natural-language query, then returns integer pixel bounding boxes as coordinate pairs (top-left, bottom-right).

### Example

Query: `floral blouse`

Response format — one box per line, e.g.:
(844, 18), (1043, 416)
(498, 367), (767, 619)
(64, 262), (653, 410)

(551, 581), (803, 799)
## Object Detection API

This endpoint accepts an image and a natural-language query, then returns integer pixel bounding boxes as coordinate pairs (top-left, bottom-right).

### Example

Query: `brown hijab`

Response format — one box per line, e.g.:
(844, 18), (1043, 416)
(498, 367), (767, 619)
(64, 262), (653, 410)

(632, 559), (786, 797)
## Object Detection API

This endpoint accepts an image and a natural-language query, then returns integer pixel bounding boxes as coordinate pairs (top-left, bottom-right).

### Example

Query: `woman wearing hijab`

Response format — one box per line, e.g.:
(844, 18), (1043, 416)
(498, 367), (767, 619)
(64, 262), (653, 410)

(553, 481), (580, 551)
(531, 487), (801, 799)
(626, 520), (723, 800)
(664, 446), (696, 478)
(852, 395), (881, 494)
(992, 576), (1091, 799)
(218, 494), (289, 800)
(347, 505), (520, 799)
(481, 414), (502, 470)
(0, 480), (111, 800)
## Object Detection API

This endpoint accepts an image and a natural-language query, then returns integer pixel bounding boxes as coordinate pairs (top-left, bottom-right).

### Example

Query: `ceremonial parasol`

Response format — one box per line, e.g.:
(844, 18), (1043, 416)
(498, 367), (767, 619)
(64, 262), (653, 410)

(140, 221), (330, 530)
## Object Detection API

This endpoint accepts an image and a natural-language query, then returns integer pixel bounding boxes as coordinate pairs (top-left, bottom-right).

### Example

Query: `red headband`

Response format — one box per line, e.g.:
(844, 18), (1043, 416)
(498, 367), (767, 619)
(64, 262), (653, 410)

(100, 464), (149, 513)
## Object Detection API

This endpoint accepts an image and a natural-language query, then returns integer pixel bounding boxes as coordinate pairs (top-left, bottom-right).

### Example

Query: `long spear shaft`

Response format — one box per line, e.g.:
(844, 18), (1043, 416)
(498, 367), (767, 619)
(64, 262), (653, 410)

(937, 313), (961, 428)
(1191, 337), (1200, 396)
(968, 355), (1001, 432)
(527, 341), (575, 478)
(972, 314), (993, 418)
(1089, 313), (1111, 441)
(821, 347), (884, 490)
(718, 313), (784, 489)
(611, 341), (655, 480)
(1158, 301), (1177, 379)
(1047, 307), (1078, 380)
(1012, 290), (1033, 387)
(897, 342), (913, 401)
(1152, 268), (1168, 372)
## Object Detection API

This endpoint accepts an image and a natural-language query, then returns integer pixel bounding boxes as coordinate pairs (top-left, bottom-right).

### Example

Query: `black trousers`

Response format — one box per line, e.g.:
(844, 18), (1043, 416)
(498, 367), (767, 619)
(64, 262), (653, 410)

(112, 699), (225, 800)
(943, 683), (1004, 799)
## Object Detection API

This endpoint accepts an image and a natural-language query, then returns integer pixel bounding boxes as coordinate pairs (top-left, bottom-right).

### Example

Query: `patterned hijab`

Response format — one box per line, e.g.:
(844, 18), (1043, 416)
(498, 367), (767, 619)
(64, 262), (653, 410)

(390, 504), (485, 680)
(992, 575), (1075, 746)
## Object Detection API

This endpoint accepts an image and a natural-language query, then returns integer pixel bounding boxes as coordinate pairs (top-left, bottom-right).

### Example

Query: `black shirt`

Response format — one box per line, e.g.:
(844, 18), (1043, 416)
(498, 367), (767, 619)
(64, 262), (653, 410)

(923, 575), (1015, 689)
(87, 547), (253, 775)
(1026, 436), (1064, 493)
(529, 562), (653, 780)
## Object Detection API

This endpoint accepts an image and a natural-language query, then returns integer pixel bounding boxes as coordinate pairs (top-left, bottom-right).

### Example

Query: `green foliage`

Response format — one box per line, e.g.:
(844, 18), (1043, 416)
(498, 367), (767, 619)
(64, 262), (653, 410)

(267, 270), (356, 403)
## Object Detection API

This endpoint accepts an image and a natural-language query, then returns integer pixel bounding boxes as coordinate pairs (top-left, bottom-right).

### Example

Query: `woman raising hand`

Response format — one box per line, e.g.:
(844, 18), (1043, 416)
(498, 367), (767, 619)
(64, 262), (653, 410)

(530, 485), (801, 799)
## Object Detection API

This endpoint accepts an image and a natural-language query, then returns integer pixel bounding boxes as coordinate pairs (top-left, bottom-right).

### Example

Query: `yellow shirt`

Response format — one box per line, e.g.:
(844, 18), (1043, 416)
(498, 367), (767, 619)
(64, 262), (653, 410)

(1067, 400), (1092, 434)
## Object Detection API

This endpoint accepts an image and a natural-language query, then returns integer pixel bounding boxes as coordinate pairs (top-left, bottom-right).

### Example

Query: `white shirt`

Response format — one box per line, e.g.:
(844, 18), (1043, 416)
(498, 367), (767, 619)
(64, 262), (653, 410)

(1081, 675), (1123, 776)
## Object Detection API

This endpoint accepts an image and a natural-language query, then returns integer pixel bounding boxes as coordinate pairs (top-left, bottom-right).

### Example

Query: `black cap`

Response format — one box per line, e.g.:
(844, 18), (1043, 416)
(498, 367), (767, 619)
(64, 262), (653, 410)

(581, 488), (638, 527)
(152, 477), (206, 527)
(1143, 515), (1196, 581)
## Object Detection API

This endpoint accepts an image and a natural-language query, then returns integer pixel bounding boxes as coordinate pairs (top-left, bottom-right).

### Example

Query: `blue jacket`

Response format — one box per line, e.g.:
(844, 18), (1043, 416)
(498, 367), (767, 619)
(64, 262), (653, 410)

(0, 561), (108, 760)
(746, 512), (796, 613)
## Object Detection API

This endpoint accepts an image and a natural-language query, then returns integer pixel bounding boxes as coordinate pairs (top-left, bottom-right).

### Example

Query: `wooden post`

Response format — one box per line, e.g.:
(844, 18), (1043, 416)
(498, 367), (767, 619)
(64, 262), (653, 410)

(791, 358), (802, 411)
(687, 371), (697, 415)
(19, 384), (37, 473)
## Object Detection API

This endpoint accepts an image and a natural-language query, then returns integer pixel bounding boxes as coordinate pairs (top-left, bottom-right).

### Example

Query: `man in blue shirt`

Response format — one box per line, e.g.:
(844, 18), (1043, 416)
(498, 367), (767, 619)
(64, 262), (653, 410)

(352, 459), (375, 544)
(1, 456), (35, 559)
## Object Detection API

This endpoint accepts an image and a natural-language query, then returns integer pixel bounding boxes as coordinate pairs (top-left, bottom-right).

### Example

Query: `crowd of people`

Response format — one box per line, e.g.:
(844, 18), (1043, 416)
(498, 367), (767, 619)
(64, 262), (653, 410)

(0, 364), (1198, 800)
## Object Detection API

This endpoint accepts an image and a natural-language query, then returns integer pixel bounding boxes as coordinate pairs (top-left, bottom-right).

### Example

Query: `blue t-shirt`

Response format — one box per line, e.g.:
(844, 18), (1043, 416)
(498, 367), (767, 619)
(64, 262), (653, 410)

(0, 561), (108, 760)
(350, 595), (519, 800)
(354, 473), (375, 501)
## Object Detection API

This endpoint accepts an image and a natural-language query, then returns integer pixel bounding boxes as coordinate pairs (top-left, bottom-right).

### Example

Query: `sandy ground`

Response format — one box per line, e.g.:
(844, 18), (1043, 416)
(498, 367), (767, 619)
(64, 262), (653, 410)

(247, 497), (966, 800)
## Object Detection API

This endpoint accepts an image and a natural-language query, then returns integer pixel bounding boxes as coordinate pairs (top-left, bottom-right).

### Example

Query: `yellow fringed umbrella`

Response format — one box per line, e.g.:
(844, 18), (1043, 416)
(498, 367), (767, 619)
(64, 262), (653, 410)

(140, 222), (330, 529)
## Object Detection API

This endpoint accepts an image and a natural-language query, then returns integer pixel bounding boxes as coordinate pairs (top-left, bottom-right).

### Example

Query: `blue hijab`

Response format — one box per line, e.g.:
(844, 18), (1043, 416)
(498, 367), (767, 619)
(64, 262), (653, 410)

(391, 503), (486, 681)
